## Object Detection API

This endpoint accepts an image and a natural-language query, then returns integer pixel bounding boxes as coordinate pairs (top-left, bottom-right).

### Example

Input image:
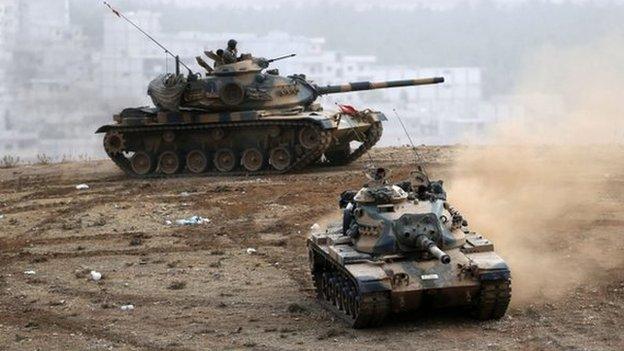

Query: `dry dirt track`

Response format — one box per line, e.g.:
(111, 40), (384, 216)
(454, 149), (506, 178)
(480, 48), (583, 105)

(0, 146), (622, 351)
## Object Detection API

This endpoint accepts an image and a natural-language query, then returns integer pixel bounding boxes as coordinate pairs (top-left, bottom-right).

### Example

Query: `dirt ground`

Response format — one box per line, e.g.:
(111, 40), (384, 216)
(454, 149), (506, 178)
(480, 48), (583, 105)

(0, 146), (622, 351)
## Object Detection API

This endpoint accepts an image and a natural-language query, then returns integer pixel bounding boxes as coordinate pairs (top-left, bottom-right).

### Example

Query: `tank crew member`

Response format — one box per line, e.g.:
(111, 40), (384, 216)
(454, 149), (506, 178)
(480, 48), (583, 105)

(222, 39), (239, 64)
(203, 49), (225, 67)
(365, 167), (390, 186)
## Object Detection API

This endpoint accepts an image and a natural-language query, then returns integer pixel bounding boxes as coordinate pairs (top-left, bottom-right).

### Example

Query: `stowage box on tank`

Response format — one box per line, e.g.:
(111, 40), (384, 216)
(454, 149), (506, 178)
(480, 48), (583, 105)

(96, 54), (444, 177)
(307, 168), (511, 328)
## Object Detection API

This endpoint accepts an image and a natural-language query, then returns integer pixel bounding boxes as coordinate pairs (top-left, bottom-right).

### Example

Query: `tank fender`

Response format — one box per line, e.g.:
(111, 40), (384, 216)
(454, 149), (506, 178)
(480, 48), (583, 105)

(465, 251), (510, 281)
(301, 114), (337, 130)
(373, 111), (388, 122)
(345, 263), (391, 293)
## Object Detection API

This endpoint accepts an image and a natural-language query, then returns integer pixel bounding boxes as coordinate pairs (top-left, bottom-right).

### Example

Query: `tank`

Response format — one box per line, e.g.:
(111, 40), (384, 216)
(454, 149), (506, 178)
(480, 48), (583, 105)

(307, 167), (511, 328)
(96, 55), (444, 177)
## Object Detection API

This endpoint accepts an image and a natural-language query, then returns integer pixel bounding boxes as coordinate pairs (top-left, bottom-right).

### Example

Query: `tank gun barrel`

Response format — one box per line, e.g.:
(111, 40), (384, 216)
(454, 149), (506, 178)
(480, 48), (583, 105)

(316, 77), (444, 95)
(268, 53), (296, 63)
(416, 235), (451, 264)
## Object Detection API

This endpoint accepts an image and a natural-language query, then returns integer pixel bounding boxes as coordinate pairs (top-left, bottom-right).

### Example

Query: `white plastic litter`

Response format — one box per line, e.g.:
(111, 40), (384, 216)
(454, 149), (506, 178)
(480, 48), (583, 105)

(165, 220), (173, 225)
(24, 270), (36, 275)
(310, 223), (320, 230)
(246, 248), (257, 255)
(0, 214), (4, 220)
(175, 216), (211, 226)
(90, 270), (102, 282)
(75, 184), (90, 190)
(120, 304), (134, 311)
(179, 192), (190, 197)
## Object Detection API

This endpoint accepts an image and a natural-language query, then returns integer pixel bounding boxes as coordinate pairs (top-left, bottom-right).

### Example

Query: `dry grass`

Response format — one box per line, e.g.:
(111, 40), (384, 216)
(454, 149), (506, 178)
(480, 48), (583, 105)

(0, 155), (20, 168)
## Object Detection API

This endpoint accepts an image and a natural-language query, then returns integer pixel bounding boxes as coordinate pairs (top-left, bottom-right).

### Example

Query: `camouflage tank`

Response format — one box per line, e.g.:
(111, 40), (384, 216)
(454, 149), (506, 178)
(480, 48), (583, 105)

(96, 55), (444, 177)
(307, 167), (511, 328)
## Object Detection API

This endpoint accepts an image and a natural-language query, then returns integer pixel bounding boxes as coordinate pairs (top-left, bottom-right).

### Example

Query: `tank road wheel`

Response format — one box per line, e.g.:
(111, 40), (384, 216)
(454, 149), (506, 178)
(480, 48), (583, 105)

(211, 128), (225, 141)
(162, 131), (176, 143)
(299, 126), (322, 149)
(130, 151), (154, 176)
(103, 131), (125, 155)
(471, 279), (512, 320)
(158, 151), (181, 175)
(186, 150), (208, 174)
(241, 148), (264, 172)
(269, 147), (292, 171)
(214, 148), (237, 173)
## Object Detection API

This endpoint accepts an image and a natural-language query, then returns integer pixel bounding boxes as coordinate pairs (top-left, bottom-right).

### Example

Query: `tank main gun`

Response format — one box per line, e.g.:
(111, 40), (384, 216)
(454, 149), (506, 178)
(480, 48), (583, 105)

(315, 77), (445, 96)
(416, 235), (451, 264)
(267, 53), (296, 63)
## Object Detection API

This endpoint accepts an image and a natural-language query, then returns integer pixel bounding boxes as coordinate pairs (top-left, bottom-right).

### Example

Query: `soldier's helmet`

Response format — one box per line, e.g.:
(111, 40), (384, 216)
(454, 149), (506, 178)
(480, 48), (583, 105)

(227, 39), (237, 49)
(364, 166), (390, 184)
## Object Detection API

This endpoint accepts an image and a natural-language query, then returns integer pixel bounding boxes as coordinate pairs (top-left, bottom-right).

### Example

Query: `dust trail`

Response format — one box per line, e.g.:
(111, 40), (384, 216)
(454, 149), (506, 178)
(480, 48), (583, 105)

(448, 36), (624, 305)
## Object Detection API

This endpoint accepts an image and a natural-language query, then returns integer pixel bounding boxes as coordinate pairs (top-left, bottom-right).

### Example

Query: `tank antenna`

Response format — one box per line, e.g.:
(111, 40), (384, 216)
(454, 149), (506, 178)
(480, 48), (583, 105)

(103, 1), (193, 73)
(393, 108), (428, 175)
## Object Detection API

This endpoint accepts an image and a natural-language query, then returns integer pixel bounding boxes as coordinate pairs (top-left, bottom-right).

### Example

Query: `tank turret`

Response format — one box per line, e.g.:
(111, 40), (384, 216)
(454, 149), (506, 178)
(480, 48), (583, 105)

(147, 57), (445, 113)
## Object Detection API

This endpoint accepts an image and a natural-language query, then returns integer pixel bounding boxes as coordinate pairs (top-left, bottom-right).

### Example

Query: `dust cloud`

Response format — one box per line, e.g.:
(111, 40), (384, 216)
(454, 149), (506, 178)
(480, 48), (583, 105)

(447, 36), (624, 305)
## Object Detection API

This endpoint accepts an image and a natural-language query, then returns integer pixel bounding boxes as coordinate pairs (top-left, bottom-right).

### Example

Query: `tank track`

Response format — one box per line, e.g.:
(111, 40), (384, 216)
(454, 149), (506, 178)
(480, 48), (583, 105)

(103, 120), (332, 178)
(309, 245), (391, 328)
(471, 278), (512, 320)
(325, 121), (383, 166)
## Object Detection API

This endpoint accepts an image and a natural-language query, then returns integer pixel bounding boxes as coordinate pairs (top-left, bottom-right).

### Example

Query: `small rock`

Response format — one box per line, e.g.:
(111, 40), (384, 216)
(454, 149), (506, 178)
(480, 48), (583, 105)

(75, 184), (90, 190)
(310, 223), (320, 230)
(174, 216), (210, 226)
(168, 281), (187, 290)
(166, 261), (180, 268)
(120, 304), (134, 311)
(90, 271), (102, 282)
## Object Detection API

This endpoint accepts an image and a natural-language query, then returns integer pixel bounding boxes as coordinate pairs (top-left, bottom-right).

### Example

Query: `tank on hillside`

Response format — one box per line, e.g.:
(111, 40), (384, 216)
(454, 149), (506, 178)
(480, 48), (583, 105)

(96, 53), (444, 177)
(307, 167), (511, 328)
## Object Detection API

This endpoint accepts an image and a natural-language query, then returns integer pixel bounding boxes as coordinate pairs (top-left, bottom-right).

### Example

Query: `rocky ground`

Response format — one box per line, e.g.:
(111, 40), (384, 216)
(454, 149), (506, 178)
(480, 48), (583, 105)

(0, 146), (622, 351)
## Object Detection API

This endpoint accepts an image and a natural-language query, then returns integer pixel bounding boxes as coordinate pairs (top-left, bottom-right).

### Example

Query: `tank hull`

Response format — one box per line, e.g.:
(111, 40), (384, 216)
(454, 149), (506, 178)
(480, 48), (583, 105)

(96, 107), (384, 177)
(307, 223), (511, 328)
